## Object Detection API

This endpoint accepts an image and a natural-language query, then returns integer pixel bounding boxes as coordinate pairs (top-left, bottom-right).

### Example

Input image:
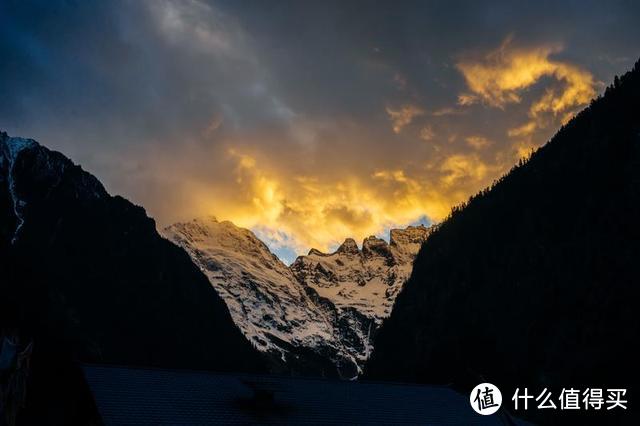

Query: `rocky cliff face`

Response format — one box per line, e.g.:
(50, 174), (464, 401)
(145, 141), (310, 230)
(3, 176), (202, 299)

(163, 217), (352, 377)
(291, 226), (432, 323)
(165, 217), (431, 377)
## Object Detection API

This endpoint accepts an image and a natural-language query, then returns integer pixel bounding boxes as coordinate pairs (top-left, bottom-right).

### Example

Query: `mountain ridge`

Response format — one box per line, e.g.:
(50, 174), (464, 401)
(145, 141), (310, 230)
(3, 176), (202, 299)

(164, 216), (432, 378)
(0, 132), (265, 423)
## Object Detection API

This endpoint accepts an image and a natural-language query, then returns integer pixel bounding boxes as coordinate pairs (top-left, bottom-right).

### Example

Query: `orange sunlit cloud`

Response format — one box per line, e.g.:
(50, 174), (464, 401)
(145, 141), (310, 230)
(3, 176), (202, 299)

(152, 38), (602, 257)
(456, 36), (597, 139)
(4, 0), (634, 263)
(386, 104), (424, 134)
(184, 147), (508, 255)
(94, 34), (604, 260)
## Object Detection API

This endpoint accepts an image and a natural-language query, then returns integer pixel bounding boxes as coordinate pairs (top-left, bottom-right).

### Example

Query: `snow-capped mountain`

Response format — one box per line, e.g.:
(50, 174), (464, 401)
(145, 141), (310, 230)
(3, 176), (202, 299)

(291, 227), (431, 323)
(1, 135), (38, 245)
(164, 217), (431, 377)
(163, 217), (356, 376)
(290, 227), (431, 360)
(1, 130), (431, 380)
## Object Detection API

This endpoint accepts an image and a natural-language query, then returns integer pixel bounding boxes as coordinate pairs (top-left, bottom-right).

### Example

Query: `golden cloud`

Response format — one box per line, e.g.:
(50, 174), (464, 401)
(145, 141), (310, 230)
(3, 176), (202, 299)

(457, 93), (478, 106)
(439, 154), (490, 188)
(457, 40), (557, 107)
(465, 135), (492, 149)
(137, 37), (598, 257)
(507, 121), (537, 138)
(420, 125), (436, 141)
(386, 104), (424, 133)
(457, 37), (596, 136)
(431, 107), (466, 117)
(187, 149), (505, 254)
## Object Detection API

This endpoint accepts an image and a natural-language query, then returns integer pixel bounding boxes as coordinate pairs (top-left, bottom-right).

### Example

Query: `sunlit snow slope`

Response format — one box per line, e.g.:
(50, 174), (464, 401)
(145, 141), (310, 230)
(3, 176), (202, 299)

(164, 217), (430, 377)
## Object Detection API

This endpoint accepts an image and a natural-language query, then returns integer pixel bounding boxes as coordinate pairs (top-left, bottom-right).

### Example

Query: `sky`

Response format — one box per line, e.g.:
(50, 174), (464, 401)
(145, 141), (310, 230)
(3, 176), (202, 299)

(1, 0), (639, 263)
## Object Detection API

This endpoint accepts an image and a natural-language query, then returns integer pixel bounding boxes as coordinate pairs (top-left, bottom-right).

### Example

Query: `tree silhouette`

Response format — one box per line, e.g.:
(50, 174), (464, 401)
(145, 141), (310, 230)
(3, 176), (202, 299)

(366, 58), (640, 425)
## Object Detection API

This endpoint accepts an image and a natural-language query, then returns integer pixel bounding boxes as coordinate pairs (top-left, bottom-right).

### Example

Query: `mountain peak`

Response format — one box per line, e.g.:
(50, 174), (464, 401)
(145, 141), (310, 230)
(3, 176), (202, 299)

(362, 235), (390, 257)
(164, 216), (356, 377)
(389, 225), (432, 248)
(336, 238), (359, 254)
(1, 133), (264, 399)
(307, 247), (327, 256)
(167, 218), (433, 377)
(0, 132), (38, 163)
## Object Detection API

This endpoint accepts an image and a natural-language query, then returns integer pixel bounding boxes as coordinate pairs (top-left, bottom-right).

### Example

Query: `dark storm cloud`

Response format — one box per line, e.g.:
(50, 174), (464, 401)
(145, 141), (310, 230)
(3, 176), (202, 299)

(215, 0), (639, 112)
(1, 0), (639, 258)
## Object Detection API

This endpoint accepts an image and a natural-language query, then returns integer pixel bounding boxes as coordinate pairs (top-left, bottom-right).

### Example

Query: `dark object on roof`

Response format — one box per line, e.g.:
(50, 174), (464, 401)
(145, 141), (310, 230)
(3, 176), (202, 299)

(82, 364), (525, 425)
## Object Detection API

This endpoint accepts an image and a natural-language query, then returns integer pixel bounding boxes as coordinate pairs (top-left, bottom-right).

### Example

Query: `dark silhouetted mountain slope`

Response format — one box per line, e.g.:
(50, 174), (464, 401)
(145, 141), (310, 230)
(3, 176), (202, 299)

(0, 134), (264, 424)
(365, 60), (640, 423)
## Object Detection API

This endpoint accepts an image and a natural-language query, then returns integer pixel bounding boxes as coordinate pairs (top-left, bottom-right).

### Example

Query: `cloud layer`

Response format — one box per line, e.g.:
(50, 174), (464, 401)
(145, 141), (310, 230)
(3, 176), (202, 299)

(457, 36), (597, 140)
(1, 0), (638, 261)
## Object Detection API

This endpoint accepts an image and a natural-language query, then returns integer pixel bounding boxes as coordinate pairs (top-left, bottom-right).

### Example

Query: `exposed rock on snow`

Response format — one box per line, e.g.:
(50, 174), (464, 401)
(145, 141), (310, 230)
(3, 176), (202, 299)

(0, 134), (37, 243)
(164, 217), (431, 377)
(291, 225), (432, 360)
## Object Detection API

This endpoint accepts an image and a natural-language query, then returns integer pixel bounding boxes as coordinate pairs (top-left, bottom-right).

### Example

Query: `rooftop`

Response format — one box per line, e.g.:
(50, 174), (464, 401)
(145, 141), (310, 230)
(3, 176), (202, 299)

(83, 364), (526, 425)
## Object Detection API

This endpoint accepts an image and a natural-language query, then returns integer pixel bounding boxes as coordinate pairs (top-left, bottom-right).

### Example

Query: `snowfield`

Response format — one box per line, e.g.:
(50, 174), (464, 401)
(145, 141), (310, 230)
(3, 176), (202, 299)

(164, 216), (431, 377)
